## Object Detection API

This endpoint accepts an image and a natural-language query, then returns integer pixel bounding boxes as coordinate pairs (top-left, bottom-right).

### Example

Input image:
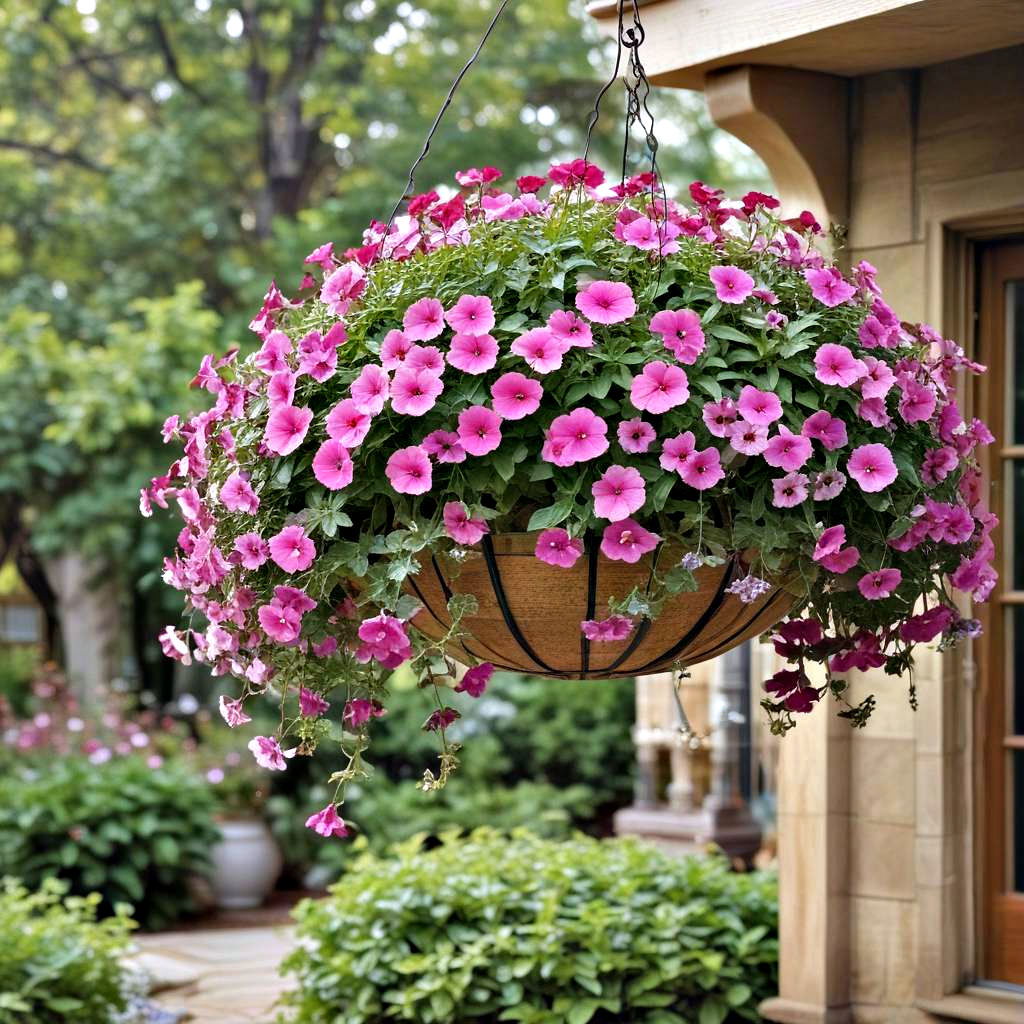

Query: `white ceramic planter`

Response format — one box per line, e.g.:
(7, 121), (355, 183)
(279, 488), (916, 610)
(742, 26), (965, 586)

(209, 818), (283, 909)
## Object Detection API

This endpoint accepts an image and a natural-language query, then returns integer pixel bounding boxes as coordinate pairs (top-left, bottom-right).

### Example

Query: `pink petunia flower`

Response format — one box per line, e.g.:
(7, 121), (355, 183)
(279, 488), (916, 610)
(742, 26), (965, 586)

(350, 364), (390, 415)
(422, 429), (466, 463)
(455, 662), (494, 697)
(660, 431), (696, 473)
(380, 329), (413, 369)
(544, 407), (609, 466)
(535, 528), (584, 568)
(355, 614), (412, 667)
(813, 470), (847, 500)
(575, 280), (636, 324)
(727, 420), (769, 456)
(547, 309), (593, 348)
(763, 427), (812, 471)
(220, 471), (259, 514)
(254, 331), (292, 375)
(267, 370), (296, 408)
(299, 687), (330, 717)
(402, 297), (446, 341)
(702, 398), (738, 438)
(600, 518), (660, 563)
(305, 803), (349, 838)
(312, 636), (337, 658)
(858, 568), (902, 600)
(448, 332), (499, 374)
(618, 418), (656, 454)
(219, 696), (251, 728)
(258, 601), (302, 643)
(234, 532), (270, 570)
(269, 525), (317, 572)
(709, 265), (755, 303)
(650, 309), (705, 364)
(343, 699), (387, 729)
(679, 446), (725, 490)
(772, 472), (809, 507)
(737, 385), (782, 426)
(248, 735), (293, 771)
(581, 615), (635, 642)
(457, 405), (503, 456)
(405, 345), (444, 374)
(326, 399), (372, 447)
(814, 344), (865, 387)
(490, 372), (543, 420)
(510, 327), (569, 374)
(443, 501), (489, 545)
(390, 367), (444, 416)
(385, 445), (433, 494)
(320, 262), (366, 316)
(898, 380), (937, 424)
(858, 397), (892, 428)
(812, 525), (860, 573)
(801, 410), (848, 450)
(630, 361), (690, 414)
(274, 585), (317, 614)
(592, 465), (646, 522)
(859, 356), (895, 400)
(445, 294), (495, 336)
(312, 439), (354, 490)
(847, 443), (898, 493)
(264, 405), (313, 456)
(804, 266), (856, 307)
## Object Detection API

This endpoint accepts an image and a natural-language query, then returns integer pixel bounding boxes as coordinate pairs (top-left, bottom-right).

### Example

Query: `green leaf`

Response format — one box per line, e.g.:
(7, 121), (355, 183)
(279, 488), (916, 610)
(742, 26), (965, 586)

(568, 1000), (600, 1024)
(725, 982), (752, 1007)
(527, 499), (574, 532)
(707, 323), (753, 344)
(698, 997), (728, 1024)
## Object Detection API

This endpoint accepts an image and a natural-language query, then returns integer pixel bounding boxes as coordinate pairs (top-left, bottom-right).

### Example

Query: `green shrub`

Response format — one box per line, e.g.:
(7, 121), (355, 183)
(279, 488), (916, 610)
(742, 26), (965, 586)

(0, 877), (135, 1024)
(0, 754), (219, 930)
(282, 830), (778, 1024)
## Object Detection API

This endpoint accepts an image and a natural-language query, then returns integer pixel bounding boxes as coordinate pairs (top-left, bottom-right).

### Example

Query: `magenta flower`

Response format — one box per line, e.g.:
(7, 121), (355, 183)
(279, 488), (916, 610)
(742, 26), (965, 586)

(858, 568), (902, 600)
(544, 407), (609, 466)
(312, 636), (337, 658)
(385, 445), (433, 494)
(575, 280), (636, 324)
(325, 399), (372, 448)
(813, 470), (847, 500)
(448, 332), (499, 374)
(727, 420), (769, 456)
(547, 309), (593, 348)
(298, 341), (337, 382)
(581, 615), (635, 642)
(403, 297), (446, 341)
(847, 443), (898, 492)
(455, 662), (494, 697)
(618, 418), (656, 454)
(248, 735), (292, 771)
(268, 370), (296, 408)
(702, 398), (738, 438)
(630, 361), (690, 414)
(380, 329), (413, 369)
(649, 309), (705, 364)
(820, 546), (861, 574)
(443, 501), (489, 545)
(709, 265), (755, 304)
(763, 427), (812, 471)
(772, 472), (810, 508)
(445, 294), (495, 336)
(258, 601), (302, 643)
(254, 331), (292, 375)
(299, 687), (330, 717)
(812, 525), (860, 573)
(814, 344), (865, 387)
(801, 410), (848, 451)
(600, 519), (660, 563)
(220, 471), (259, 514)
(218, 696), (251, 728)
(592, 465), (646, 522)
(899, 606), (955, 643)
(320, 262), (366, 316)
(305, 803), (349, 838)
(343, 699), (387, 729)
(679, 446), (725, 490)
(350, 364), (390, 415)
(274, 585), (317, 614)
(457, 405), (503, 456)
(312, 439), (354, 490)
(424, 707), (460, 732)
(804, 266), (856, 307)
(405, 345), (444, 374)
(422, 429), (466, 463)
(898, 380), (936, 423)
(264, 404), (313, 456)
(737, 385), (782, 426)
(269, 525), (317, 572)
(859, 356), (895, 399)
(234, 532), (269, 570)
(511, 327), (568, 374)
(660, 431), (697, 476)
(490, 372), (543, 420)
(356, 614), (412, 667)
(858, 397), (891, 427)
(391, 367), (444, 416)
(535, 528), (584, 568)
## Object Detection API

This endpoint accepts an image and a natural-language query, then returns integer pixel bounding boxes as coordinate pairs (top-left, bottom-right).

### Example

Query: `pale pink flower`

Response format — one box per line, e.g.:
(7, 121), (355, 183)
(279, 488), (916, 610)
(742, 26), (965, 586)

(763, 427), (812, 471)
(858, 397), (891, 427)
(258, 601), (302, 643)
(859, 356), (895, 400)
(380, 329), (413, 369)
(402, 297), (446, 341)
(298, 339), (337, 382)
(702, 398), (738, 438)
(422, 429), (466, 463)
(511, 327), (568, 374)
(385, 445), (433, 494)
(727, 420), (769, 456)
(457, 405), (503, 456)
(600, 518), (660, 563)
(858, 568), (902, 600)
(679, 446), (725, 490)
(234, 532), (269, 570)
(575, 280), (636, 324)
(581, 615), (635, 642)
(772, 472), (809, 508)
(220, 471), (259, 514)
(813, 469), (847, 500)
(219, 696), (252, 728)
(847, 443), (898, 493)
(304, 241), (334, 269)
(801, 410), (847, 451)
(490, 372), (543, 420)
(248, 735), (293, 771)
(630, 361), (689, 414)
(269, 525), (316, 572)
(443, 501), (489, 545)
(535, 528), (584, 568)
(299, 687), (330, 717)
(350, 364), (390, 415)
(254, 331), (292, 374)
(737, 385), (782, 425)
(804, 266), (856, 307)
(592, 465), (646, 522)
(312, 439), (354, 490)
(709, 265), (754, 304)
(325, 399), (372, 447)
(391, 367), (444, 416)
(455, 662), (494, 697)
(264, 405), (313, 456)
(660, 431), (696, 473)
(547, 309), (593, 348)
(320, 262), (366, 316)
(814, 343), (865, 387)
(445, 294), (495, 336)
(405, 345), (444, 374)
(618, 418), (655, 454)
(305, 803), (349, 838)
(448, 332), (499, 374)
(267, 370), (296, 407)
(649, 309), (705, 363)
(544, 407), (609, 466)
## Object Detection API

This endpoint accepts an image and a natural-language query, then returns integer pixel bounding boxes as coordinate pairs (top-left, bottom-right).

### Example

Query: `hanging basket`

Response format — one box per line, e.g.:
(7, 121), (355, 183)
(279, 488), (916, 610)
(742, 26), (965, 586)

(407, 535), (793, 679)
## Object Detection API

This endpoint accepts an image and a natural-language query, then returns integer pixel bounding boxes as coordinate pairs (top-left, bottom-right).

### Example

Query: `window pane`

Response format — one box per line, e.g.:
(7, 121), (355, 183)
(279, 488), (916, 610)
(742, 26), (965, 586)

(0, 605), (40, 644)
(1012, 461), (1024, 589)
(1012, 281), (1024, 441)
(1015, 750), (1024, 892)
(1016, 607), (1024, 737)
